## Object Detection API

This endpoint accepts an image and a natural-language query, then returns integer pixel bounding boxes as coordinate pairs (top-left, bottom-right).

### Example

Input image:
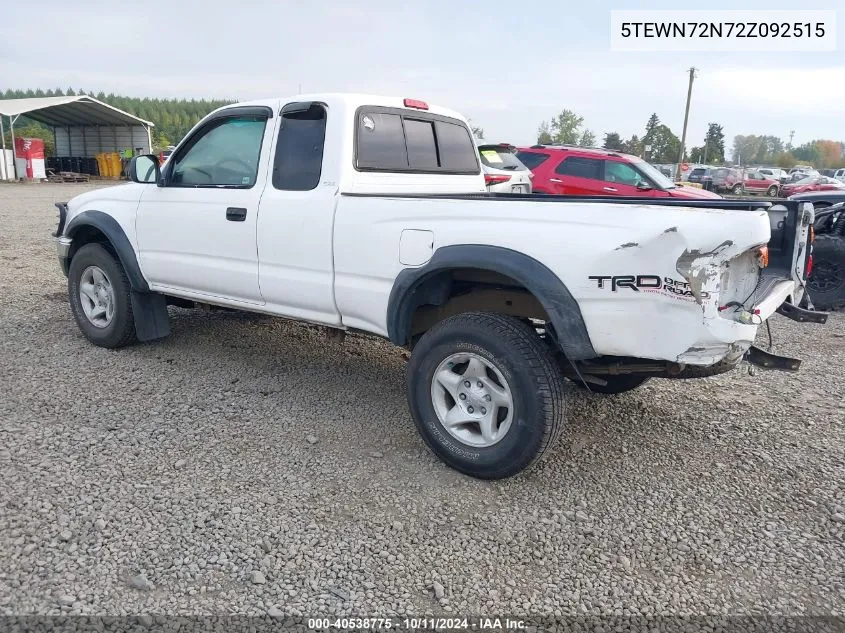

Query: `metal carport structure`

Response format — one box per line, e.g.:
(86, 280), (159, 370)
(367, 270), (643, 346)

(0, 95), (154, 180)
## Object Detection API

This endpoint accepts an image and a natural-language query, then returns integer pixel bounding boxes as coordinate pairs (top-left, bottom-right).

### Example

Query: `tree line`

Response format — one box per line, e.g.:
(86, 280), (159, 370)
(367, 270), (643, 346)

(479, 107), (844, 169)
(1, 87), (234, 154)
(731, 134), (844, 169)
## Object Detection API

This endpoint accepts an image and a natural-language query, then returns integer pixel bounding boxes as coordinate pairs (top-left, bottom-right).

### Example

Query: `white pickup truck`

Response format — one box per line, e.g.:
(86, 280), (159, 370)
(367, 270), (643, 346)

(54, 93), (826, 479)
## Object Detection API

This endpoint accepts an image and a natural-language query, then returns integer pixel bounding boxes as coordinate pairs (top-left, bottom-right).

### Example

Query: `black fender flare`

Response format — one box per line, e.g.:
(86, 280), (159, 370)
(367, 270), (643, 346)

(386, 244), (597, 360)
(65, 210), (169, 342)
(65, 210), (150, 292)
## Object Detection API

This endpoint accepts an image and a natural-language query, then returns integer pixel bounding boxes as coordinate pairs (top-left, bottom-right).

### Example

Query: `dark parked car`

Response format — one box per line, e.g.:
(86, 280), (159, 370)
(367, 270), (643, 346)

(709, 167), (744, 194)
(687, 167), (710, 184)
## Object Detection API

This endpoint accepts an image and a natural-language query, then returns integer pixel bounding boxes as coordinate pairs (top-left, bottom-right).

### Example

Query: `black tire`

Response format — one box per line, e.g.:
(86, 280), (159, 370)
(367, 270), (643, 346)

(571, 374), (651, 394)
(407, 312), (565, 480)
(68, 243), (137, 348)
(732, 183), (743, 195)
(766, 185), (779, 197)
(807, 234), (845, 311)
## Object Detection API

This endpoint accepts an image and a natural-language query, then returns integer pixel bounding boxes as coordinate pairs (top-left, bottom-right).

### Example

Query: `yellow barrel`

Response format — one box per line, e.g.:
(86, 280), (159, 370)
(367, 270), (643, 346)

(108, 153), (122, 179)
(95, 153), (108, 177)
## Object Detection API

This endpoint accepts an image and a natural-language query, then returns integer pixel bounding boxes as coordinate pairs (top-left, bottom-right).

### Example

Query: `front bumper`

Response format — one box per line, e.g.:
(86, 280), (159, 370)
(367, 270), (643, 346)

(57, 236), (72, 277)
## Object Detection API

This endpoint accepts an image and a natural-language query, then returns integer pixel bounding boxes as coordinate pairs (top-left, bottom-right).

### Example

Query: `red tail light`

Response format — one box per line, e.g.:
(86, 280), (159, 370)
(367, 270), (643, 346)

(403, 98), (429, 110)
(485, 174), (511, 186)
(807, 254), (814, 277)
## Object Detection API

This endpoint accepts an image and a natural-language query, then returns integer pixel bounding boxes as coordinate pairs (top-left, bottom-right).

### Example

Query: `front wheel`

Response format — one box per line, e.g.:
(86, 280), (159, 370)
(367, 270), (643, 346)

(407, 312), (565, 480)
(571, 375), (650, 394)
(732, 183), (744, 195)
(766, 185), (779, 197)
(68, 243), (137, 348)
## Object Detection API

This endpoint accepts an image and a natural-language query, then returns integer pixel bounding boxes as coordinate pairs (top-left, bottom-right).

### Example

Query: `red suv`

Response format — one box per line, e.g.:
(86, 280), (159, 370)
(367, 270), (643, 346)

(515, 145), (721, 199)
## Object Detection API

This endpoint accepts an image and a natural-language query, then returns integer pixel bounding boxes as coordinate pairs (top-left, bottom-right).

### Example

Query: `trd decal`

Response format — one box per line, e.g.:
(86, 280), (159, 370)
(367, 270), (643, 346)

(588, 275), (661, 291)
(589, 275), (710, 300)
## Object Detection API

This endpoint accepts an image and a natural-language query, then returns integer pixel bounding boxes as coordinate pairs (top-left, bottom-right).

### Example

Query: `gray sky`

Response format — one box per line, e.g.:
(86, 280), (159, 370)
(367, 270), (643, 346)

(2, 0), (843, 147)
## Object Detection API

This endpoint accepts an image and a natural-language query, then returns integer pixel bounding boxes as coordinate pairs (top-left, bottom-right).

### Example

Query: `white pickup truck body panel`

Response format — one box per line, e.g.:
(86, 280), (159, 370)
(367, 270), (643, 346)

(333, 196), (782, 365)
(59, 93), (812, 368)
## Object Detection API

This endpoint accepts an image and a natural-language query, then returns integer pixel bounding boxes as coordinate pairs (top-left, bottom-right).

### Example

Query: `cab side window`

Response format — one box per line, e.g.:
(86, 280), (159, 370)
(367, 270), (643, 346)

(273, 104), (327, 191)
(171, 115), (267, 187)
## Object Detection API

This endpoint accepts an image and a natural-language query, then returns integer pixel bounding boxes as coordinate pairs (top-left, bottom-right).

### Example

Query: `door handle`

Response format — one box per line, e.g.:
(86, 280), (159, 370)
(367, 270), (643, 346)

(603, 187), (617, 192)
(226, 207), (247, 222)
(550, 178), (563, 183)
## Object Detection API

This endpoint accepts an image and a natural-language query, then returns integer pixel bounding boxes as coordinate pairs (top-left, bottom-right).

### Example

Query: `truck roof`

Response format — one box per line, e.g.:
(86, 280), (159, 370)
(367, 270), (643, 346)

(210, 93), (469, 124)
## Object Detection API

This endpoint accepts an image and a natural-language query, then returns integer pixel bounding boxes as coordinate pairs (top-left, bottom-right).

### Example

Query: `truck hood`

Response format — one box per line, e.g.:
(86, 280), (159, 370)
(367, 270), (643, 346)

(68, 182), (139, 208)
(64, 182), (144, 226)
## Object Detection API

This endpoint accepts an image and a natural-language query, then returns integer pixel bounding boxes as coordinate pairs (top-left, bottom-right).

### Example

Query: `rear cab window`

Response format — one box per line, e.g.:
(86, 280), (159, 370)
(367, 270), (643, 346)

(354, 106), (479, 174)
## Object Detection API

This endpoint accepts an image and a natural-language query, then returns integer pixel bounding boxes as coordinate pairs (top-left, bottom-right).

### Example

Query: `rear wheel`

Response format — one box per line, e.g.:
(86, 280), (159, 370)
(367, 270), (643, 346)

(68, 243), (137, 348)
(807, 234), (845, 310)
(571, 375), (650, 394)
(767, 185), (779, 197)
(407, 312), (565, 480)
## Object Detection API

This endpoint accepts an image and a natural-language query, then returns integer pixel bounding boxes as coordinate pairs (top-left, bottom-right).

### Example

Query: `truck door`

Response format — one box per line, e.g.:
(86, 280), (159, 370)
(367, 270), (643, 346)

(136, 107), (274, 304)
(256, 102), (341, 326)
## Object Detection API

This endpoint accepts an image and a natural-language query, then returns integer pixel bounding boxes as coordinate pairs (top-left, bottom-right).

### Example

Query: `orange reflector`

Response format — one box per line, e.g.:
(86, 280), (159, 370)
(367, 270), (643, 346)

(809, 225), (815, 244)
(756, 246), (769, 268)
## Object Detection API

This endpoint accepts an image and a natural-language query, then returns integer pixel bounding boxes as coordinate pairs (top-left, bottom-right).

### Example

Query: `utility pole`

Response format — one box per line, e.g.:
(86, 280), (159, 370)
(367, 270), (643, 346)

(788, 129), (795, 150)
(676, 67), (697, 181)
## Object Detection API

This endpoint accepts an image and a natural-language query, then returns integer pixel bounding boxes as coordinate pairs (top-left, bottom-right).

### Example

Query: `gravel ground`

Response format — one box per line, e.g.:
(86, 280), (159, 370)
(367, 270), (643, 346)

(1, 182), (843, 620)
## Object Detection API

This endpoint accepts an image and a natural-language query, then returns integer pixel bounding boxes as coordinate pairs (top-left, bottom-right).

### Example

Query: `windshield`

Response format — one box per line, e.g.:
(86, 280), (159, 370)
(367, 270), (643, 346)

(478, 145), (527, 171)
(793, 176), (817, 186)
(633, 159), (675, 189)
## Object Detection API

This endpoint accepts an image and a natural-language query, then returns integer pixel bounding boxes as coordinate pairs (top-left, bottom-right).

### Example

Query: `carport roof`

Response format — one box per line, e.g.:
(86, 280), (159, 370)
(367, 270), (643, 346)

(0, 95), (154, 128)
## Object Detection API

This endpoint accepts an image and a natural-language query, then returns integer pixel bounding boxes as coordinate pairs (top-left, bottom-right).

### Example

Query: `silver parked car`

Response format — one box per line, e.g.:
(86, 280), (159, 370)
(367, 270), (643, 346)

(477, 143), (533, 194)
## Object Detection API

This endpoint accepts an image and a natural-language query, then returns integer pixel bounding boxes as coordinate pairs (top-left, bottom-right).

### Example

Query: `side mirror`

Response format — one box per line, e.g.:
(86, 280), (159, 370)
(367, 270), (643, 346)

(128, 154), (160, 184)
(636, 181), (652, 191)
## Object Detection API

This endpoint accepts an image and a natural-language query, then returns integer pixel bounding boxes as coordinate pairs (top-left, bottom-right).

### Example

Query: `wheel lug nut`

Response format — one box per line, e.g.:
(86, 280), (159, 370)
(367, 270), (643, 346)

(464, 380), (471, 387)
(480, 407), (486, 415)
(484, 394), (491, 401)
(467, 406), (474, 414)
(477, 381), (483, 388)
(459, 393), (467, 400)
